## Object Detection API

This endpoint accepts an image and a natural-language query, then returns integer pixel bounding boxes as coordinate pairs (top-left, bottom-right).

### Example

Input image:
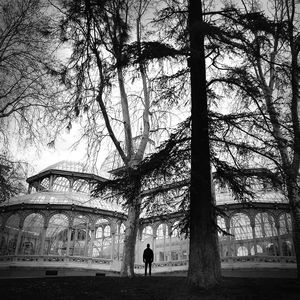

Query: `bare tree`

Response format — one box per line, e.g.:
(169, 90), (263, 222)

(209, 0), (300, 277)
(0, 0), (63, 145)
(55, 0), (184, 276)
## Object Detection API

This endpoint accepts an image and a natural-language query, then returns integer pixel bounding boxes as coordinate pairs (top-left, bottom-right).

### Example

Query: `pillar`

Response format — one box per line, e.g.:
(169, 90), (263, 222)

(163, 225), (166, 261)
(153, 234), (157, 262)
(250, 219), (257, 255)
(15, 225), (23, 256)
(117, 228), (121, 260)
(73, 227), (78, 256)
(225, 218), (232, 257)
(66, 227), (72, 256)
(88, 228), (96, 257)
(169, 231), (172, 261)
(275, 222), (283, 256)
(111, 229), (116, 260)
(40, 224), (48, 256)
(69, 177), (74, 192)
(84, 226), (89, 257)
(49, 175), (54, 190)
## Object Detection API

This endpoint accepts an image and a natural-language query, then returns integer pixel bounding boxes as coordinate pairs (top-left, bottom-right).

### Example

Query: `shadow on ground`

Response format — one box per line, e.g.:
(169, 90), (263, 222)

(0, 276), (299, 300)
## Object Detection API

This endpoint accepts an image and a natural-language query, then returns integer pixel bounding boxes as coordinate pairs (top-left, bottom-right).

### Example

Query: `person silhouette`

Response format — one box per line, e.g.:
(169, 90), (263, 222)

(143, 243), (153, 276)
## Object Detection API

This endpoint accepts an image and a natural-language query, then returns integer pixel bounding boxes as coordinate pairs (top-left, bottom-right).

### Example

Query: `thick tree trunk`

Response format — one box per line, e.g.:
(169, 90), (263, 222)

(187, 0), (221, 289)
(120, 199), (141, 276)
(120, 176), (141, 278)
(291, 204), (300, 279)
(287, 180), (300, 279)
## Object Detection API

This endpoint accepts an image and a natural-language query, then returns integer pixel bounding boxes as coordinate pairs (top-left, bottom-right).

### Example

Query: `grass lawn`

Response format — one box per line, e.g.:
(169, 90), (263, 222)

(0, 276), (299, 300)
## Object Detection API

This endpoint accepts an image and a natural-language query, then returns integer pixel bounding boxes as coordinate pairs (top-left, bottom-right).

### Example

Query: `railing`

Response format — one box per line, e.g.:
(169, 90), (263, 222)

(0, 255), (112, 265)
(221, 255), (296, 264)
(0, 255), (296, 274)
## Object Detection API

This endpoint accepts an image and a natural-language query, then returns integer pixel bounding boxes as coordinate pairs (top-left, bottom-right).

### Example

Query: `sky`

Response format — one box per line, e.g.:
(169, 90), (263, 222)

(6, 0), (300, 178)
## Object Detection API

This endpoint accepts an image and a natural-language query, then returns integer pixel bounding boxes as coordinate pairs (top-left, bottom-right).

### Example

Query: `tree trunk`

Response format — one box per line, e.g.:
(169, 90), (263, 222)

(120, 197), (141, 277)
(287, 180), (300, 279)
(187, 0), (221, 289)
(291, 204), (300, 279)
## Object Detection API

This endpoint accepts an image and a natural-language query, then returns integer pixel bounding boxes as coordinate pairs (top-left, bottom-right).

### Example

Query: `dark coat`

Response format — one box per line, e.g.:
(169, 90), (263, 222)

(143, 247), (153, 262)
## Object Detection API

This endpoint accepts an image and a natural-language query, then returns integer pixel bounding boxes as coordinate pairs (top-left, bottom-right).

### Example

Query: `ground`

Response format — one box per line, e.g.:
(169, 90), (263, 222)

(0, 276), (299, 300)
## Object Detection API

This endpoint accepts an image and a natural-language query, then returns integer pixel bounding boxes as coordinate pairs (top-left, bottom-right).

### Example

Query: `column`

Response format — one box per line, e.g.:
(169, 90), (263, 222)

(250, 219), (257, 255)
(84, 226), (89, 257)
(169, 232), (172, 261)
(111, 230), (116, 260)
(49, 175), (54, 190)
(15, 225), (23, 256)
(66, 227), (72, 256)
(225, 218), (232, 257)
(163, 225), (166, 261)
(40, 224), (48, 256)
(73, 227), (78, 256)
(260, 214), (266, 253)
(117, 229), (120, 260)
(152, 234), (157, 262)
(69, 177), (74, 192)
(276, 222), (283, 256)
(88, 228), (95, 257)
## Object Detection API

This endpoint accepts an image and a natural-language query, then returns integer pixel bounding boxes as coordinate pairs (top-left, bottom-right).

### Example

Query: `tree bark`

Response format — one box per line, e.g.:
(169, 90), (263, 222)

(187, 0), (221, 289)
(287, 178), (300, 279)
(120, 190), (141, 277)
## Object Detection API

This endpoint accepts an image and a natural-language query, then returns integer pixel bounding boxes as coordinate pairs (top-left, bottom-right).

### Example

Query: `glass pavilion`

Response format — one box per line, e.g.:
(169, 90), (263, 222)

(0, 161), (295, 275)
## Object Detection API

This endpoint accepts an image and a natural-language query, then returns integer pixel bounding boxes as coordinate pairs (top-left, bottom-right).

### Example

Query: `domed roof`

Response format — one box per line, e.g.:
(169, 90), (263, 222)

(0, 191), (124, 213)
(37, 160), (110, 179)
(40, 160), (93, 174)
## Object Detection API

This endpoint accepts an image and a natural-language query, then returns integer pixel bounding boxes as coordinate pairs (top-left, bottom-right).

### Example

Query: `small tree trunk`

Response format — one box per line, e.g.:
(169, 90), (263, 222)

(120, 197), (141, 277)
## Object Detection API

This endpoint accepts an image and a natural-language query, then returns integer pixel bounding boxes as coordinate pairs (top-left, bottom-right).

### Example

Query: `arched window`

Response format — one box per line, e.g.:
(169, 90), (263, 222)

(118, 223), (126, 235)
(171, 221), (181, 238)
(142, 226), (153, 241)
(3, 214), (20, 255)
(250, 244), (263, 255)
(21, 213), (44, 255)
(40, 178), (50, 191)
(73, 179), (89, 194)
(96, 227), (103, 238)
(217, 216), (226, 238)
(104, 225), (110, 237)
(279, 213), (292, 235)
(237, 246), (248, 256)
(52, 177), (70, 192)
(71, 215), (89, 256)
(255, 213), (277, 238)
(93, 219), (111, 259)
(230, 213), (252, 240)
(46, 214), (69, 256)
(156, 224), (168, 239)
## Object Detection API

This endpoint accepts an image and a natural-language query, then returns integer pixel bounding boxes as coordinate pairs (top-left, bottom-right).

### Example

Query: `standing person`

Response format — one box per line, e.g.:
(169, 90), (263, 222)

(143, 243), (154, 276)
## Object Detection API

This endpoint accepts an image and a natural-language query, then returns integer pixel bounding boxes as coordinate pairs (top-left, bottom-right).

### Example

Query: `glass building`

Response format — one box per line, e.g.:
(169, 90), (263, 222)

(0, 161), (295, 276)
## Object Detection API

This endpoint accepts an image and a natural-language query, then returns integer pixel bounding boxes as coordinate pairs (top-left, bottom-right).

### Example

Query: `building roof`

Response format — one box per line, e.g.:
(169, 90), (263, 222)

(39, 160), (111, 179)
(0, 191), (124, 213)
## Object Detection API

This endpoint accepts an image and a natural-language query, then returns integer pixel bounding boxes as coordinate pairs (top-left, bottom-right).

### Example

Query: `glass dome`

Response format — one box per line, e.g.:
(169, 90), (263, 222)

(0, 192), (124, 212)
(40, 161), (92, 173)
(40, 160), (110, 178)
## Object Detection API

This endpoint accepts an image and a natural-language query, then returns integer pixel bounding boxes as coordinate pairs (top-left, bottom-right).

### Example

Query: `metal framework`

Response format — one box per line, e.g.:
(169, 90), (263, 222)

(0, 161), (296, 274)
